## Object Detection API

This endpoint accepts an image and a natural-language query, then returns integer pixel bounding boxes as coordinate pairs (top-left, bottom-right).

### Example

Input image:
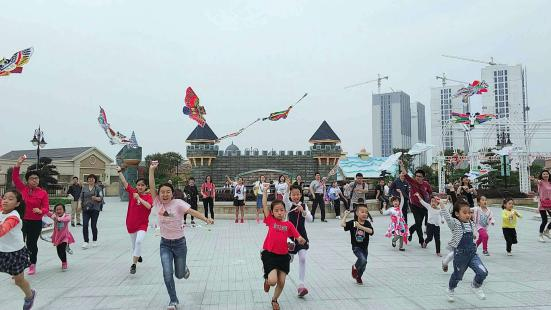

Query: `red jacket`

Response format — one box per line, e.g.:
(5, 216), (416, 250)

(12, 166), (50, 221)
(404, 174), (432, 208)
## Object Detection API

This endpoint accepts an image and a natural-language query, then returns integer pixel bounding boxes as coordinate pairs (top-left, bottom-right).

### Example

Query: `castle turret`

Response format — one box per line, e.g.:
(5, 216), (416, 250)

(309, 120), (342, 166)
(185, 123), (219, 167)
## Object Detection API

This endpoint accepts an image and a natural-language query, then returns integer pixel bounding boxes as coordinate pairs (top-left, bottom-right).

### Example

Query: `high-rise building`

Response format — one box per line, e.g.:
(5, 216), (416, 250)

(430, 85), (468, 154)
(372, 91), (412, 157)
(411, 101), (427, 166)
(481, 64), (528, 147)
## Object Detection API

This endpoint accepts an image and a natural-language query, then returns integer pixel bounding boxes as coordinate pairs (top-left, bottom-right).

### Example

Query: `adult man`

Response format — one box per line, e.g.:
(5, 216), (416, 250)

(309, 172), (327, 222)
(67, 176), (83, 226)
(345, 173), (369, 211)
(400, 161), (432, 246)
(389, 171), (410, 224)
(374, 179), (389, 214)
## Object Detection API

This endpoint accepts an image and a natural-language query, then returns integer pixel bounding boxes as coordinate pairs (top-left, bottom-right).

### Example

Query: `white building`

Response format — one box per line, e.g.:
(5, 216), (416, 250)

(481, 64), (528, 148)
(430, 85), (468, 155)
(372, 91), (412, 157)
(411, 101), (427, 166)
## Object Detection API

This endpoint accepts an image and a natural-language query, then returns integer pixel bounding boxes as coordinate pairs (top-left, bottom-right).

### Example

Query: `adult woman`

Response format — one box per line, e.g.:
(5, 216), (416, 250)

(293, 175), (306, 203)
(149, 161), (213, 309)
(80, 174), (103, 249)
(458, 176), (477, 208)
(274, 175), (288, 201)
(254, 175), (267, 223)
(531, 170), (551, 242)
(201, 175), (215, 220)
(12, 155), (49, 275)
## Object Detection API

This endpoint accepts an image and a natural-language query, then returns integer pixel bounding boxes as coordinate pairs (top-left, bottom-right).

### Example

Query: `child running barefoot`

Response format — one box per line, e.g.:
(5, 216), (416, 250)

(282, 178), (313, 297)
(117, 166), (153, 274)
(149, 161), (214, 310)
(442, 200), (488, 302)
(501, 198), (521, 256)
(0, 190), (37, 309)
(472, 196), (495, 256)
(383, 189), (408, 251)
(260, 184), (306, 310)
(48, 204), (75, 271)
(416, 193), (445, 256)
(341, 204), (374, 285)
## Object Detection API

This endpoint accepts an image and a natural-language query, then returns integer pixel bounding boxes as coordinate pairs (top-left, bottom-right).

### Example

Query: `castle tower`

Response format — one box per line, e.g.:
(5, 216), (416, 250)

(185, 123), (219, 167)
(309, 121), (342, 167)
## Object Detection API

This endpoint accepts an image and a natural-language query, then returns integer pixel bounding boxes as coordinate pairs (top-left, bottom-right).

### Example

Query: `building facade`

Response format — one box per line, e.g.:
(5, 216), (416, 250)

(372, 91), (412, 157)
(186, 121), (343, 185)
(411, 101), (427, 166)
(430, 85), (468, 155)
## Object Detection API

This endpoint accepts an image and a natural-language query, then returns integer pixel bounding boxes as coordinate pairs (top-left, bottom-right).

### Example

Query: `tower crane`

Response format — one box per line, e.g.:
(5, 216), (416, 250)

(344, 73), (389, 94)
(435, 73), (468, 87)
(442, 54), (505, 66)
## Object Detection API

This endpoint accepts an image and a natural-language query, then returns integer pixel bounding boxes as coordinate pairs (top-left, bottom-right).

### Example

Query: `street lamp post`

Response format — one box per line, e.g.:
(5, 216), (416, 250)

(30, 126), (47, 170)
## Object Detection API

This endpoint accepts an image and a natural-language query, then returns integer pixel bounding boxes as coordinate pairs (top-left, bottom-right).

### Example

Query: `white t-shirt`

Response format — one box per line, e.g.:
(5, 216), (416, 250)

(384, 185), (390, 196)
(0, 210), (25, 252)
(328, 187), (341, 200)
(419, 200), (443, 226)
(275, 182), (288, 196)
(233, 182), (245, 200)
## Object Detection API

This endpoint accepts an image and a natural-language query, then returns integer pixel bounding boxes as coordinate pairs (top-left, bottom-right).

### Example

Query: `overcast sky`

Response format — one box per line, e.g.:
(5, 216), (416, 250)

(1, 0), (550, 162)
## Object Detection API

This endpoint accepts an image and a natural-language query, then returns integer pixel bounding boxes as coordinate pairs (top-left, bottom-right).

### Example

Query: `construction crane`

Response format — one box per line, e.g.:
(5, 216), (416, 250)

(435, 73), (468, 87)
(442, 54), (505, 66)
(344, 73), (389, 94)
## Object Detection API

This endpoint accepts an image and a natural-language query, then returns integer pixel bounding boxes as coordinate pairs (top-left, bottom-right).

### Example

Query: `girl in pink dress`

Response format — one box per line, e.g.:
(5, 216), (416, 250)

(383, 190), (408, 251)
(49, 204), (75, 270)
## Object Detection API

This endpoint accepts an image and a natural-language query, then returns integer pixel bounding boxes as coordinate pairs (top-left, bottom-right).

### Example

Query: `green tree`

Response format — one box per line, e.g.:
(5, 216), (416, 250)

(144, 152), (185, 185)
(392, 148), (413, 172)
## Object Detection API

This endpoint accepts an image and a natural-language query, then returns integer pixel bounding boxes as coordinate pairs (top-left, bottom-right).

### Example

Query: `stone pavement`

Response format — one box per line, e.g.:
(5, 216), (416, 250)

(2, 198), (551, 310)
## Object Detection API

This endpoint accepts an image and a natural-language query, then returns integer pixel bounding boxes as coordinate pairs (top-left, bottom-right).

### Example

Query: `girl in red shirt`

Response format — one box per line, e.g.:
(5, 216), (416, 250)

(200, 176), (215, 220)
(260, 185), (306, 310)
(117, 167), (153, 275)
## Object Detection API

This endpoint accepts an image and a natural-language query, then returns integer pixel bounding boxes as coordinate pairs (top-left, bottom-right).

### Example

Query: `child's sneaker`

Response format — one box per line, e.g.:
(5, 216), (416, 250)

(392, 239), (397, 248)
(183, 267), (190, 279)
(355, 276), (363, 285)
(447, 288), (455, 302)
(82, 242), (89, 250)
(507, 252), (512, 256)
(27, 264), (36, 275)
(538, 234), (545, 242)
(130, 264), (136, 274)
(263, 280), (270, 293)
(66, 246), (73, 255)
(62, 262), (68, 271)
(297, 286), (309, 297)
(351, 265), (358, 279)
(483, 250), (490, 256)
(138, 256), (143, 263)
(399, 248), (405, 251)
(544, 229), (551, 239)
(92, 241), (98, 247)
(166, 301), (178, 310)
(23, 289), (36, 310)
(436, 253), (442, 257)
(336, 216), (341, 220)
(442, 263), (448, 272)
(471, 283), (486, 300)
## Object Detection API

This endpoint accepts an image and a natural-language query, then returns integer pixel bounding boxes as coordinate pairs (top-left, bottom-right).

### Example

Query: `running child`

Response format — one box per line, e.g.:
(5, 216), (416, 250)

(501, 198), (521, 256)
(383, 189), (408, 251)
(442, 199), (488, 302)
(340, 203), (374, 285)
(48, 204), (75, 271)
(282, 178), (313, 297)
(183, 178), (199, 226)
(117, 166), (153, 275)
(416, 192), (445, 256)
(260, 184), (306, 310)
(472, 196), (495, 256)
(0, 190), (37, 309)
(149, 161), (214, 310)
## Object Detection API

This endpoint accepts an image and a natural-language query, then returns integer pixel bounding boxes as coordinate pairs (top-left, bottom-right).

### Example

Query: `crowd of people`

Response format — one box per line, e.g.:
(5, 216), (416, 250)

(2, 155), (551, 310)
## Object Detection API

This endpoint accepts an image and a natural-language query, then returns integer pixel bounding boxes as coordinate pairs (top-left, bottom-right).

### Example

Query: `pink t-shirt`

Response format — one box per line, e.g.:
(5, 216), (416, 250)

(262, 214), (300, 255)
(154, 197), (190, 240)
(538, 181), (551, 210)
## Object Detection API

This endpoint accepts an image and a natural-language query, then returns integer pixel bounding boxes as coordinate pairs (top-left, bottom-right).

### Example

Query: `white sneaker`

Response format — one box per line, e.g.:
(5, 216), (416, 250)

(447, 288), (455, 302)
(92, 241), (98, 247)
(81, 242), (89, 249)
(507, 252), (512, 256)
(183, 267), (190, 279)
(471, 283), (486, 300)
(167, 301), (178, 310)
(538, 235), (545, 242)
(336, 216), (341, 220)
(544, 230), (551, 239)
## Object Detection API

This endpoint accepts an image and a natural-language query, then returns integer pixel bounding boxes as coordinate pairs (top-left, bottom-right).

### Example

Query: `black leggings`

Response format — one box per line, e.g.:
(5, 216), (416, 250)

(540, 210), (551, 233)
(311, 193), (326, 221)
(22, 220), (42, 264)
(409, 206), (427, 244)
(402, 199), (409, 224)
(333, 199), (341, 217)
(425, 223), (441, 253)
(203, 197), (214, 219)
(56, 242), (67, 263)
(83, 210), (100, 242)
(184, 203), (198, 221)
(503, 228), (517, 252)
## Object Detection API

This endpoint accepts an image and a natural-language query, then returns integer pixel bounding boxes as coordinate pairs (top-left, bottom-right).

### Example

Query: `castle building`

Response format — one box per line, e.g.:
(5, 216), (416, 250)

(185, 121), (342, 185)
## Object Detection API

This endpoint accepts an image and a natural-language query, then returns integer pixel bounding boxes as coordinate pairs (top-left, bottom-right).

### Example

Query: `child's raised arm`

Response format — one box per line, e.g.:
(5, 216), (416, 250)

(440, 204), (455, 230)
(262, 184), (270, 218)
(340, 210), (350, 227)
(148, 161), (159, 200)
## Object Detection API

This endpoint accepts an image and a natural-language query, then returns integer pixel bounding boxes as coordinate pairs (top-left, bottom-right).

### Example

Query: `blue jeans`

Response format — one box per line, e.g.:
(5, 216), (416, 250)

(352, 247), (368, 278)
(449, 248), (488, 289)
(160, 237), (188, 303)
(256, 194), (263, 208)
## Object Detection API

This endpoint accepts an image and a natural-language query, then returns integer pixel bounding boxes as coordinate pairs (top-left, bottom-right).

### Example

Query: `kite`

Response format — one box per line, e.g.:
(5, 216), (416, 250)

(183, 87), (206, 127)
(454, 80), (488, 103)
(379, 152), (402, 174)
(0, 47), (34, 76)
(98, 106), (132, 145)
(216, 93), (308, 141)
(408, 143), (435, 155)
(451, 112), (496, 129)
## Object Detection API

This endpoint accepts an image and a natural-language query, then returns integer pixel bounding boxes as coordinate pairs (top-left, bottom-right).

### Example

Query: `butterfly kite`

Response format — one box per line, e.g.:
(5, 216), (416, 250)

(0, 47), (34, 76)
(454, 80), (489, 103)
(183, 87), (206, 127)
(217, 93), (308, 141)
(98, 107), (134, 146)
(451, 112), (496, 129)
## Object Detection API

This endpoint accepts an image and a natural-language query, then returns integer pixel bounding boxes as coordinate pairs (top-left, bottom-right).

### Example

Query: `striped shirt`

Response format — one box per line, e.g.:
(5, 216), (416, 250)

(441, 206), (476, 248)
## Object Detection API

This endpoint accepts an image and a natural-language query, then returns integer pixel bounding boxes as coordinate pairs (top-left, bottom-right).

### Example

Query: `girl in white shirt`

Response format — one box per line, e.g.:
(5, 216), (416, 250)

(274, 175), (288, 201)
(415, 192), (445, 256)
(228, 177), (247, 223)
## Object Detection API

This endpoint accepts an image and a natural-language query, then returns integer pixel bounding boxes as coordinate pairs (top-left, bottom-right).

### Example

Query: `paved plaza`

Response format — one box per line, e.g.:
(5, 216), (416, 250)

(1, 198), (551, 310)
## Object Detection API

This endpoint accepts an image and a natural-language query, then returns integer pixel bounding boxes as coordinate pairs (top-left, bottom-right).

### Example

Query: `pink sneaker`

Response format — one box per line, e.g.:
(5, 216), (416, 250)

(256, 218), (260, 224)
(27, 264), (36, 275)
(62, 262), (68, 271)
(297, 287), (309, 297)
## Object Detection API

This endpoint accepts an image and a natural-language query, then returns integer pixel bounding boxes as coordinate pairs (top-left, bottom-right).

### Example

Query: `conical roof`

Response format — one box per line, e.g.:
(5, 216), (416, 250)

(185, 123), (218, 143)
(309, 121), (340, 144)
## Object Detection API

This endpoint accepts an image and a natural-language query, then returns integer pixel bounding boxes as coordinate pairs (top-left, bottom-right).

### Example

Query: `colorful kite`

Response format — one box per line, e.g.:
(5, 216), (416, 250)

(451, 112), (496, 129)
(98, 107), (132, 145)
(454, 80), (489, 103)
(0, 47), (34, 76)
(183, 87), (206, 127)
(216, 93), (308, 141)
